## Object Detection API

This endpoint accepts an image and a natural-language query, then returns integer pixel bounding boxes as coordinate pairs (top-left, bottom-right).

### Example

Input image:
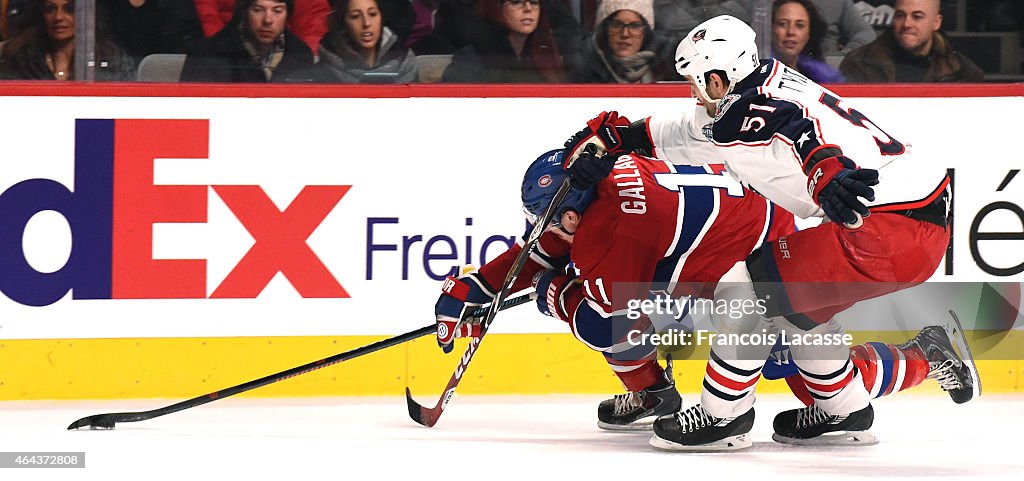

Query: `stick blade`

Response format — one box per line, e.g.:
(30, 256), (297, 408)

(405, 387), (438, 427)
(67, 414), (118, 430)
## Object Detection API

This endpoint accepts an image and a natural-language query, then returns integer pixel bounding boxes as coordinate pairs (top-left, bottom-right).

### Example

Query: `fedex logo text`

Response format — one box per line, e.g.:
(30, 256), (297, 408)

(0, 119), (349, 307)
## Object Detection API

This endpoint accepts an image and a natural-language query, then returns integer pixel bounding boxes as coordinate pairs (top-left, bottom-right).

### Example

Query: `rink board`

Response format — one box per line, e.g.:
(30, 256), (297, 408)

(0, 83), (1022, 400)
(1, 331), (1022, 400)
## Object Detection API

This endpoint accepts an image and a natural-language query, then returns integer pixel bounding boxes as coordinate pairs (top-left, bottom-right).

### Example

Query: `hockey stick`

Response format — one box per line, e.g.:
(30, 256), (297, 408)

(406, 177), (574, 427)
(66, 293), (535, 431)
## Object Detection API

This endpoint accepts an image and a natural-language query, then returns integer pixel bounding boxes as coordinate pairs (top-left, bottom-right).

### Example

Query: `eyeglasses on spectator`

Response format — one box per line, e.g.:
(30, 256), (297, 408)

(504, 0), (541, 9)
(607, 20), (647, 34)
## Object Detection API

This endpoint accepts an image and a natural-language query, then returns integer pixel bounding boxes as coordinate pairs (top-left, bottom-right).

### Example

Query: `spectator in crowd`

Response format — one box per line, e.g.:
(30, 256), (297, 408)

(853, 0), (894, 34)
(181, 0), (314, 82)
(294, 0), (416, 82)
(811, 0), (875, 54)
(193, 0), (328, 52)
(653, 0), (754, 46)
(442, 0), (566, 82)
(435, 0), (579, 60)
(0, 0), (135, 80)
(571, 0), (678, 83)
(98, 0), (205, 63)
(840, 0), (983, 82)
(774, 0), (844, 82)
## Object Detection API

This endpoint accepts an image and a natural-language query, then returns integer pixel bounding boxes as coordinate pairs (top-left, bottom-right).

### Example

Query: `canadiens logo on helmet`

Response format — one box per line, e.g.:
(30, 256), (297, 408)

(692, 29), (706, 42)
(538, 174), (552, 188)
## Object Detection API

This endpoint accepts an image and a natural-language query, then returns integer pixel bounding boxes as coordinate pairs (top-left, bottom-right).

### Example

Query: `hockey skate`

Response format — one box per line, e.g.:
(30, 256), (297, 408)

(772, 403), (878, 446)
(597, 359), (681, 431)
(899, 311), (980, 404)
(649, 404), (755, 451)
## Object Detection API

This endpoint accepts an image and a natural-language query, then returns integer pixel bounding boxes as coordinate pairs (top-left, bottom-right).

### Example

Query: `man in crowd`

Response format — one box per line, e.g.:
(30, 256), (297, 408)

(181, 0), (314, 82)
(840, 0), (983, 82)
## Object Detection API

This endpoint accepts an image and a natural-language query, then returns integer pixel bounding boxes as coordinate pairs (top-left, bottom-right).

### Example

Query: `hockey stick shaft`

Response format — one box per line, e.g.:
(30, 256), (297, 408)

(406, 178), (574, 427)
(67, 293), (535, 430)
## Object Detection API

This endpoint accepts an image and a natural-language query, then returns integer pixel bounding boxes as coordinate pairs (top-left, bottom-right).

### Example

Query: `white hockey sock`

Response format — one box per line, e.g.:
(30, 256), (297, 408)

(778, 317), (870, 415)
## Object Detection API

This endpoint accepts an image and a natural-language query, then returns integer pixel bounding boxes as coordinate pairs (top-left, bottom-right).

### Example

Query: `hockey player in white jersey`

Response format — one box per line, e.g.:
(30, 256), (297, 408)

(560, 15), (953, 450)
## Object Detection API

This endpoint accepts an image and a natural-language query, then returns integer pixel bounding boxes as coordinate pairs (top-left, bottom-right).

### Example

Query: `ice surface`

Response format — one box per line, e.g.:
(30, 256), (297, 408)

(1, 394), (1021, 480)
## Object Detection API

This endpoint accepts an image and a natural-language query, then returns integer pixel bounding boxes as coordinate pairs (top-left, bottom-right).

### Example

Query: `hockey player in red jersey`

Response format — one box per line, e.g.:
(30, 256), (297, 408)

(434, 148), (976, 435)
(560, 15), (971, 450)
(436, 148), (794, 430)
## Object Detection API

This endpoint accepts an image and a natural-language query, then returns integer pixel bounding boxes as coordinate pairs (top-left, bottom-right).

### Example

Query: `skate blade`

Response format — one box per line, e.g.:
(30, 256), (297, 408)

(772, 430), (878, 446)
(598, 420), (654, 432)
(649, 433), (752, 452)
(946, 310), (982, 401)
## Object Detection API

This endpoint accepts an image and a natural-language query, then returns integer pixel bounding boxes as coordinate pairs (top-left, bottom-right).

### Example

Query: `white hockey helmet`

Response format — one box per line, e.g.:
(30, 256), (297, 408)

(675, 15), (760, 104)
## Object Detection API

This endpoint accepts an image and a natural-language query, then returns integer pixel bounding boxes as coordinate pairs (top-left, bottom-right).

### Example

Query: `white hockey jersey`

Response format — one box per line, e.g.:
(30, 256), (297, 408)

(648, 60), (949, 220)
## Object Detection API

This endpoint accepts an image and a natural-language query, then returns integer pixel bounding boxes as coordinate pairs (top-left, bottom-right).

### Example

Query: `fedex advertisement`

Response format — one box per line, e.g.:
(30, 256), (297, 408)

(0, 92), (1021, 340)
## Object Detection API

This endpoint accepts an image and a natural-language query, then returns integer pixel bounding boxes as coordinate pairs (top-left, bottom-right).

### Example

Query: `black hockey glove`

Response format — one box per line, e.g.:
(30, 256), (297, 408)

(567, 148), (617, 190)
(807, 155), (879, 227)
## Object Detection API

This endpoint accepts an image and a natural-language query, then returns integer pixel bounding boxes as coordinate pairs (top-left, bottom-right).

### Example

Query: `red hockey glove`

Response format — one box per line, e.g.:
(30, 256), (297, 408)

(435, 273), (494, 354)
(532, 269), (580, 322)
(806, 155), (879, 228)
(563, 111), (631, 169)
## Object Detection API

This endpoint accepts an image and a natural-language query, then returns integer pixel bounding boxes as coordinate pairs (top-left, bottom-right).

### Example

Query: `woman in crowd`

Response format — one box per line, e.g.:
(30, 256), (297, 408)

(300, 0), (416, 83)
(442, 0), (565, 83)
(571, 0), (677, 83)
(771, 0), (844, 83)
(0, 0), (134, 80)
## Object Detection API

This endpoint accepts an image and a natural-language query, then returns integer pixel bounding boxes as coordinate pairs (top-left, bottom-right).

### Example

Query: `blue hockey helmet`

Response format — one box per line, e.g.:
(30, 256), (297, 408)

(521, 149), (597, 227)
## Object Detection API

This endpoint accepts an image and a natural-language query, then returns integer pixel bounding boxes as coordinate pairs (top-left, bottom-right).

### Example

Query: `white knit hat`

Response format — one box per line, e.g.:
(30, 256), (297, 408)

(595, 0), (655, 29)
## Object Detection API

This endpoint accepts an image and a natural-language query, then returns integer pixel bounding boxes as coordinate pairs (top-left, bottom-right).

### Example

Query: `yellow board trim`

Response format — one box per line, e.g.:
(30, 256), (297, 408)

(1, 332), (1021, 400)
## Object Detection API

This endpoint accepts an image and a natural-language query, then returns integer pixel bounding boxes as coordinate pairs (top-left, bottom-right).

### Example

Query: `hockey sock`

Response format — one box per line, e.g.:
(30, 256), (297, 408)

(608, 358), (665, 392)
(700, 349), (763, 418)
(785, 341), (929, 405)
(851, 341), (929, 399)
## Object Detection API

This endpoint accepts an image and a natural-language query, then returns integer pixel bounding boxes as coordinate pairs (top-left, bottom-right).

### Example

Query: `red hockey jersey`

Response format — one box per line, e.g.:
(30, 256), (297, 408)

(478, 153), (794, 339)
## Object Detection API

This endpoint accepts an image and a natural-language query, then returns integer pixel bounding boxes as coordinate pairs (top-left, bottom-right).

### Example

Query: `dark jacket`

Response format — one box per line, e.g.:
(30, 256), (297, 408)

(180, 23), (314, 83)
(99, 0), (205, 62)
(442, 20), (565, 83)
(840, 29), (984, 83)
(434, 0), (579, 54)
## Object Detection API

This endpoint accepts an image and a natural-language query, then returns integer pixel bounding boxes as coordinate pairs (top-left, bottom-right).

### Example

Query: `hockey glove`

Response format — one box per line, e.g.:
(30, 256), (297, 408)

(533, 269), (579, 322)
(435, 273), (494, 354)
(563, 111), (631, 169)
(567, 148), (618, 190)
(806, 155), (879, 227)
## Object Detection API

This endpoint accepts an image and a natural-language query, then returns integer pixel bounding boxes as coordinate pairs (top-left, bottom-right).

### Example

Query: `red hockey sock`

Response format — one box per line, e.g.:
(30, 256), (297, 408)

(786, 374), (814, 406)
(611, 360), (665, 392)
(850, 342), (929, 398)
(788, 342), (930, 404)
